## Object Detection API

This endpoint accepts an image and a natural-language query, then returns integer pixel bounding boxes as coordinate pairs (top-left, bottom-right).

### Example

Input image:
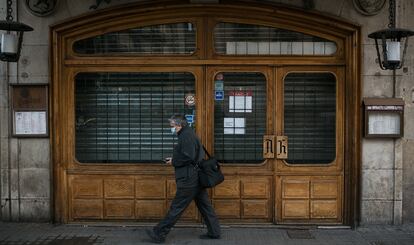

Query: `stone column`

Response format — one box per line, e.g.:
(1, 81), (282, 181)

(0, 0), (18, 221)
(399, 0), (414, 224)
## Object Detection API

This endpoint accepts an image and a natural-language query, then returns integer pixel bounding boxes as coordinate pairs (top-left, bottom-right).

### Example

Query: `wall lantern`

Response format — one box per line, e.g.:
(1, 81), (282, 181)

(368, 0), (414, 70)
(0, 0), (33, 62)
(363, 98), (404, 138)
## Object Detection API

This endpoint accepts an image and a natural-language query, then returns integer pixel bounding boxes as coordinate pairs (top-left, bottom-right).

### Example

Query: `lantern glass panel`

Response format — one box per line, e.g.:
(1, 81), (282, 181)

(386, 41), (401, 62)
(1, 33), (17, 54)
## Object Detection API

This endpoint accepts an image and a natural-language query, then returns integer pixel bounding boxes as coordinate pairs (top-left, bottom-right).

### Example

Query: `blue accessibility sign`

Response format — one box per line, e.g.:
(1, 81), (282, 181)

(185, 114), (195, 124)
(215, 91), (224, 101)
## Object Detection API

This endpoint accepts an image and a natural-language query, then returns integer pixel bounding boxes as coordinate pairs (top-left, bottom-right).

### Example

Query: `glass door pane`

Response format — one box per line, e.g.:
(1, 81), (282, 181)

(211, 71), (267, 164)
(284, 72), (336, 164)
(75, 72), (196, 163)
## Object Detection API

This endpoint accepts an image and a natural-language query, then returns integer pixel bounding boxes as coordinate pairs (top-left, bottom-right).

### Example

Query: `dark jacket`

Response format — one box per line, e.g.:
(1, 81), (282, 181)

(172, 126), (204, 182)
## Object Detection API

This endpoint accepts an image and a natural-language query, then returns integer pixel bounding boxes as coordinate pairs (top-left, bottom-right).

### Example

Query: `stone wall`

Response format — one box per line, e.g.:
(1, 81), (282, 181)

(400, 0), (414, 224)
(0, 1), (6, 221)
(0, 0), (413, 224)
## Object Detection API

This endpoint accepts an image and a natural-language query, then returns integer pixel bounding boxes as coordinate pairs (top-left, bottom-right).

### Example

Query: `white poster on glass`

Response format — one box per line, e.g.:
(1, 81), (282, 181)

(229, 91), (252, 113)
(368, 112), (400, 135)
(224, 117), (245, 135)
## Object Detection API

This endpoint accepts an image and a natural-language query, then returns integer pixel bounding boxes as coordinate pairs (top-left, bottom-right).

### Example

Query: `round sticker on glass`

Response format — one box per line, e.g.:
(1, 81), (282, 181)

(185, 93), (196, 106)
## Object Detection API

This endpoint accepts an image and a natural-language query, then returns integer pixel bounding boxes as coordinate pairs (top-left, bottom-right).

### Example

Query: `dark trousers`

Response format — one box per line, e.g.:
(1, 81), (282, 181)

(153, 167), (221, 238)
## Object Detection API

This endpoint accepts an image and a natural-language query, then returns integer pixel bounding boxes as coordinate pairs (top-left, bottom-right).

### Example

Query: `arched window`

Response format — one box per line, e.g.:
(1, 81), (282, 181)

(214, 22), (337, 55)
(73, 22), (196, 55)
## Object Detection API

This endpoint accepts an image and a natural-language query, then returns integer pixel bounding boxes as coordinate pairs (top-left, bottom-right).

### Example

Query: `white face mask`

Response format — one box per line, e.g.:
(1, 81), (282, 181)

(170, 127), (176, 135)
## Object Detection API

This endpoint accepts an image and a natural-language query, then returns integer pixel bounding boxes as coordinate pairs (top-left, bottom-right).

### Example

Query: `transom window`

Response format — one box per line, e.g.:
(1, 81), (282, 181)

(72, 21), (338, 57)
(73, 22), (196, 55)
(75, 72), (196, 163)
(214, 22), (337, 55)
(284, 73), (336, 164)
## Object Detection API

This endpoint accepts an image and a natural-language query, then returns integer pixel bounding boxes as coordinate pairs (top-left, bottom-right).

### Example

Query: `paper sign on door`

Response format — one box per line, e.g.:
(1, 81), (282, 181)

(229, 91), (252, 113)
(224, 117), (245, 134)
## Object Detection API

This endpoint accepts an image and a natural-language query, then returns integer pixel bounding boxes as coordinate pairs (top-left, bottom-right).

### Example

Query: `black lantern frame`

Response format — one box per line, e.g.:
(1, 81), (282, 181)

(368, 28), (414, 70)
(0, 0), (33, 62)
(368, 0), (414, 70)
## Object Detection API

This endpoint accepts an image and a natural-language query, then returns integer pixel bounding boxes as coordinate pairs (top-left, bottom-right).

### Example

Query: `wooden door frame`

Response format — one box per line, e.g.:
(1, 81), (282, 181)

(275, 66), (345, 224)
(275, 66), (345, 174)
(50, 0), (361, 226)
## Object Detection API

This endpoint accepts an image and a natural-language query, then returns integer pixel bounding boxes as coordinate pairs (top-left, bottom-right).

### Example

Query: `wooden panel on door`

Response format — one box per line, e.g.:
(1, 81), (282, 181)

(72, 199), (103, 219)
(310, 200), (338, 219)
(104, 200), (135, 219)
(136, 200), (166, 219)
(72, 178), (103, 199)
(241, 177), (271, 199)
(167, 179), (179, 198)
(104, 178), (135, 199)
(212, 178), (240, 199)
(310, 176), (342, 221)
(311, 178), (338, 199)
(282, 200), (309, 219)
(242, 200), (269, 219)
(282, 178), (309, 199)
(136, 177), (166, 199)
(213, 199), (241, 219)
(277, 175), (342, 223)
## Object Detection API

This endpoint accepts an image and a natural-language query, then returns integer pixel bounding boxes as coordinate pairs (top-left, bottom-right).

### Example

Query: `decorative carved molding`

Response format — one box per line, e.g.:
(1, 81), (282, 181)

(353, 0), (386, 16)
(25, 0), (58, 17)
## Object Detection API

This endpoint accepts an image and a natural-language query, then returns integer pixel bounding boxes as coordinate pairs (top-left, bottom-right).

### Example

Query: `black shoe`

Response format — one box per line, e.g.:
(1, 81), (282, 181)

(146, 229), (165, 243)
(199, 234), (221, 239)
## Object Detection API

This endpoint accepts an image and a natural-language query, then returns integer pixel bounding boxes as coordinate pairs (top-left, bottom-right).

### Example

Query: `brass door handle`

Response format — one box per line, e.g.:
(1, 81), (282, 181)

(263, 135), (288, 159)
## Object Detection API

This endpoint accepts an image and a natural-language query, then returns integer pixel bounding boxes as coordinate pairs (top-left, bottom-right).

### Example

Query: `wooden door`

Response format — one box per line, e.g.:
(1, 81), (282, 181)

(65, 65), (277, 223)
(274, 66), (345, 224)
(205, 66), (275, 223)
(65, 66), (205, 222)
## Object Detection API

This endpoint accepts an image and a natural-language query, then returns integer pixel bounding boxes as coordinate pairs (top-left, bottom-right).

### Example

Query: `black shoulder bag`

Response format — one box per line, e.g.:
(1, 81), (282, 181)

(198, 145), (224, 188)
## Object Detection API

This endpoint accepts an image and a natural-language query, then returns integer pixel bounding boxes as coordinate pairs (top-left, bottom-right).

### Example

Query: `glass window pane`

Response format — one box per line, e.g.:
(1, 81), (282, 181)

(73, 23), (196, 55)
(214, 72), (266, 163)
(75, 72), (196, 163)
(368, 112), (400, 135)
(214, 22), (337, 56)
(284, 73), (336, 164)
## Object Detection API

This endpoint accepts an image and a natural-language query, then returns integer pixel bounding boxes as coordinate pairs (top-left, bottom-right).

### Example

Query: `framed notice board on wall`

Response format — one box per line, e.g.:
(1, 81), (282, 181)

(10, 84), (49, 137)
(363, 98), (404, 138)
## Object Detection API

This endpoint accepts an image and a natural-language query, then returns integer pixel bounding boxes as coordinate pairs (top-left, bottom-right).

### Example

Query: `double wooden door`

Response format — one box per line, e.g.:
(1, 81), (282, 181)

(65, 65), (344, 224)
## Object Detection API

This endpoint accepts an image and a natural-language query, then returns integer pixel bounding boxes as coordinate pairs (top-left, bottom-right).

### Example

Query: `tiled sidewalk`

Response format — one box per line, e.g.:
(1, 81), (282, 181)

(0, 222), (414, 244)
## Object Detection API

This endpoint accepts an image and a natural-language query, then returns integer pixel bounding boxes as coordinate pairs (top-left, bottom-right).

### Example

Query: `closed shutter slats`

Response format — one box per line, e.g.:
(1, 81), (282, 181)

(284, 73), (336, 164)
(75, 72), (196, 163)
(214, 72), (266, 164)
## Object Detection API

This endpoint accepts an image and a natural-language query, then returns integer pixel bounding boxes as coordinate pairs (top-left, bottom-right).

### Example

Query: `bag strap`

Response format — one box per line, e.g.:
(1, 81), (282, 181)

(201, 145), (211, 159)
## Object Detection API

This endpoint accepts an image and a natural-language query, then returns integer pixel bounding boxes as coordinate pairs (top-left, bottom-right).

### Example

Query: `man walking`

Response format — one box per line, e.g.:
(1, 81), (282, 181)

(146, 114), (221, 243)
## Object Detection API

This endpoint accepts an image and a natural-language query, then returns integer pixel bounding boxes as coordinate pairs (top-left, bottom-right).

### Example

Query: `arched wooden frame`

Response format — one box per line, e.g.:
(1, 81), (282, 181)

(51, 0), (361, 226)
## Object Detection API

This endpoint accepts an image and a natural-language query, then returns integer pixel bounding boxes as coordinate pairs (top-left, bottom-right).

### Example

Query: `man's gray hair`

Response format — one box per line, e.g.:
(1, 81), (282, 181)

(168, 114), (188, 127)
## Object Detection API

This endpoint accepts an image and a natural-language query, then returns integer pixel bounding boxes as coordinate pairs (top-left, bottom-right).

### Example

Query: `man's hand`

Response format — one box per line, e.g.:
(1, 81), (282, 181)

(164, 157), (172, 165)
